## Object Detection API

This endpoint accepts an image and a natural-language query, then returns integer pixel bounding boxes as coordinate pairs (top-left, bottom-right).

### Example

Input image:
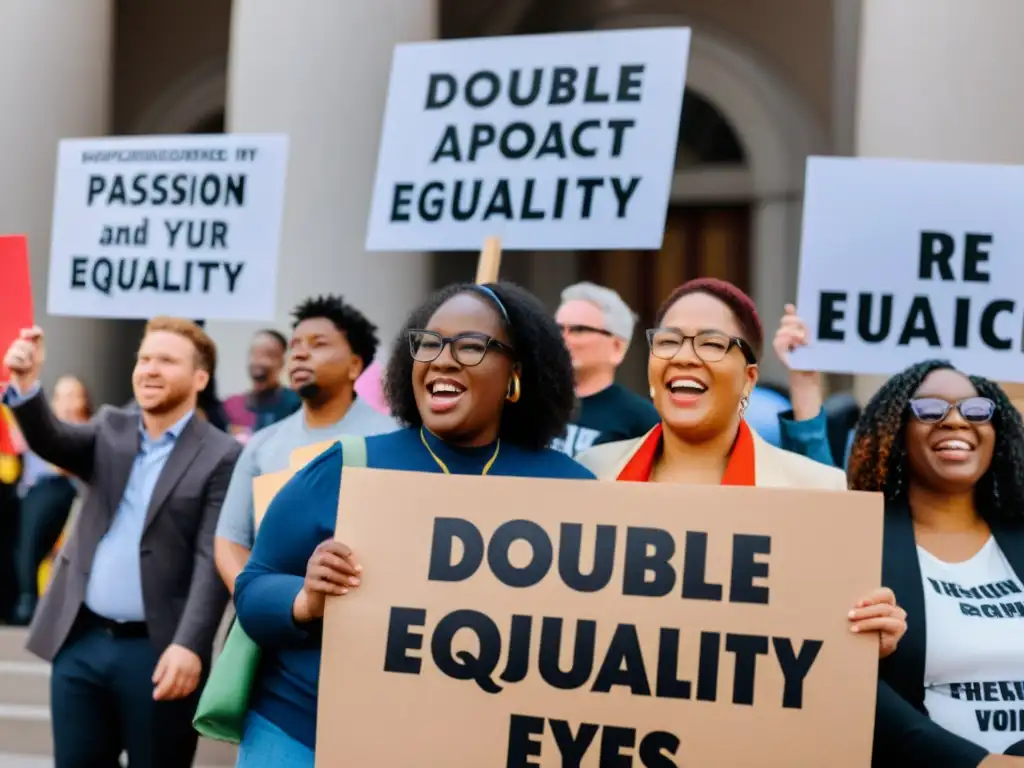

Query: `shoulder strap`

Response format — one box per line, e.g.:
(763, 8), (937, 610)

(336, 434), (367, 468)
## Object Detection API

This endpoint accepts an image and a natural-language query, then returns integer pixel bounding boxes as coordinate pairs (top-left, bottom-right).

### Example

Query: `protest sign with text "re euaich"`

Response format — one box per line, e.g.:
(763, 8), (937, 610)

(316, 470), (883, 768)
(365, 28), (690, 253)
(793, 156), (1024, 382)
(47, 134), (288, 321)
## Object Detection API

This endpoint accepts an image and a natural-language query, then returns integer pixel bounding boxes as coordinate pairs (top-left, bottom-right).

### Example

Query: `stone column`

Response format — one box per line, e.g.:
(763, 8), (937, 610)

(0, 1), (125, 403)
(853, 0), (1024, 409)
(211, 0), (437, 396)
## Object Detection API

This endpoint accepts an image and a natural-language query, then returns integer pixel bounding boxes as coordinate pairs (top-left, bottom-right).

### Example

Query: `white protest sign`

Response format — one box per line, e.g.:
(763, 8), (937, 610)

(792, 156), (1024, 382)
(48, 134), (289, 321)
(366, 28), (690, 252)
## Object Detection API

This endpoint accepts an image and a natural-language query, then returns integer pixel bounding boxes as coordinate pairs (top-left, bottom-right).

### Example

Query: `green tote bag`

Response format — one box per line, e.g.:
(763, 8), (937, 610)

(193, 435), (368, 744)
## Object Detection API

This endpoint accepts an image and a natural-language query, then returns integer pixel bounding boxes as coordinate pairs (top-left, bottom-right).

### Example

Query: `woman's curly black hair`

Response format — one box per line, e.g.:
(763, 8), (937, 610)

(848, 359), (1024, 520)
(383, 281), (576, 451)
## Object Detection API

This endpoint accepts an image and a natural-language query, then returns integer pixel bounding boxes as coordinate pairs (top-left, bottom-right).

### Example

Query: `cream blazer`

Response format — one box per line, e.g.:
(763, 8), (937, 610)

(577, 425), (848, 491)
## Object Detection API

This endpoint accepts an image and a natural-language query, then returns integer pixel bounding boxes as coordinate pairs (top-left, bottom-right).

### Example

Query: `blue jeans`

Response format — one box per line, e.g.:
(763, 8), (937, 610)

(236, 712), (314, 768)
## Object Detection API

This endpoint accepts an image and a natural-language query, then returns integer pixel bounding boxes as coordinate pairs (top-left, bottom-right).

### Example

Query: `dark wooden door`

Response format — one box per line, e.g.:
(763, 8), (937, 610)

(577, 204), (752, 393)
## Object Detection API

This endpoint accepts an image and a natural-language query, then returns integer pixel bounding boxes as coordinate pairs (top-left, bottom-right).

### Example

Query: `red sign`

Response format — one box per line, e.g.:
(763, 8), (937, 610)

(0, 235), (34, 385)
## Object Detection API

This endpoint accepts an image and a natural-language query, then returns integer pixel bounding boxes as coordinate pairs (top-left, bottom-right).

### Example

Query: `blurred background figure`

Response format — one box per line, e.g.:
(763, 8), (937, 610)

(551, 282), (659, 457)
(223, 330), (300, 442)
(742, 384), (792, 447)
(12, 375), (91, 626)
(0, 402), (27, 622)
(197, 371), (231, 433)
(354, 360), (389, 415)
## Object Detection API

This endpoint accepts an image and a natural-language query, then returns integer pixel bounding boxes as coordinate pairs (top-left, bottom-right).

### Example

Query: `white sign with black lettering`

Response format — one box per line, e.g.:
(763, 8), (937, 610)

(48, 134), (289, 320)
(366, 28), (690, 252)
(792, 156), (1024, 383)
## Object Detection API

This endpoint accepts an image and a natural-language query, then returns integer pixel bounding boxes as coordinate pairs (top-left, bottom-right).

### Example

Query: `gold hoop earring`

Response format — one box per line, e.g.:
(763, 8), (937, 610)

(506, 373), (521, 403)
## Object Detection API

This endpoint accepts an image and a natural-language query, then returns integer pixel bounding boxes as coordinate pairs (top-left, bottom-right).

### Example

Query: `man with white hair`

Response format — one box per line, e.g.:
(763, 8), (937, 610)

(552, 281), (659, 457)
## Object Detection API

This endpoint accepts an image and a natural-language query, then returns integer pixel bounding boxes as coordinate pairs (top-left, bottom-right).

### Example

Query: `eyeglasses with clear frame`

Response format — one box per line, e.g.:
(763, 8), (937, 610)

(908, 396), (996, 424)
(407, 329), (515, 367)
(645, 328), (757, 364)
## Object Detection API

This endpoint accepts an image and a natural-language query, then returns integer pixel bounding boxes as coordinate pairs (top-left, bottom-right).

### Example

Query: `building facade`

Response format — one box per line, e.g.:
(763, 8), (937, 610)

(4, 0), (1022, 407)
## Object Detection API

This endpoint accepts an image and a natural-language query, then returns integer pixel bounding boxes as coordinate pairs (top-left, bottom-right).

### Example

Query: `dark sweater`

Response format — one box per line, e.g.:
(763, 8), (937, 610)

(233, 426), (595, 749)
(550, 383), (660, 458)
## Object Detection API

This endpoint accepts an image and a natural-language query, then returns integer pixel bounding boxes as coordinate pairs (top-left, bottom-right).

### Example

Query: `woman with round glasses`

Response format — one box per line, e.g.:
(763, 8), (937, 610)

(578, 277), (853, 489)
(576, 277), (906, 654)
(231, 282), (593, 766)
(846, 361), (1024, 767)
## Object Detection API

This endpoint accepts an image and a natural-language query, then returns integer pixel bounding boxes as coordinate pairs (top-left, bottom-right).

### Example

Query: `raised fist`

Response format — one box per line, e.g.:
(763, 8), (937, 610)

(3, 327), (45, 392)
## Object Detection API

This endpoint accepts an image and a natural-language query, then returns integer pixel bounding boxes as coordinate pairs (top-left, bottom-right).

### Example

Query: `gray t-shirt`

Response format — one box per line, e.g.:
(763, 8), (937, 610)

(215, 399), (398, 547)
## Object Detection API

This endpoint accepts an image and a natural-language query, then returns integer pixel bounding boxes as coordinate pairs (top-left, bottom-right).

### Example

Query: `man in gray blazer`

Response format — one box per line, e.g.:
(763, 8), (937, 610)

(3, 317), (241, 768)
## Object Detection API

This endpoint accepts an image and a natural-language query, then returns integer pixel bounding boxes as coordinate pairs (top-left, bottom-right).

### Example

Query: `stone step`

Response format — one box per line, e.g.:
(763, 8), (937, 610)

(0, 629), (236, 765)
(0, 661), (49, 707)
(0, 704), (236, 764)
(0, 628), (35, 663)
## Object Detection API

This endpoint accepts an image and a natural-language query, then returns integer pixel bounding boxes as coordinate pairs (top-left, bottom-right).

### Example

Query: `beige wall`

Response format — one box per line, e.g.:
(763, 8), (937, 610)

(105, 0), (835, 398)
(854, 0), (1024, 410)
(667, 0), (833, 135)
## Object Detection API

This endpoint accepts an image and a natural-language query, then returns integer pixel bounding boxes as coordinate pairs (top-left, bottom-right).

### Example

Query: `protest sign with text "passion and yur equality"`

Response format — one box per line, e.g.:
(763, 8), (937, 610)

(315, 469), (883, 768)
(792, 156), (1024, 382)
(47, 134), (288, 321)
(365, 28), (690, 252)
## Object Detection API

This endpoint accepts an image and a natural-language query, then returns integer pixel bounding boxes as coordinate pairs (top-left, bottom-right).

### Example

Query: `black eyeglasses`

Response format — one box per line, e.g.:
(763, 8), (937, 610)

(909, 396), (996, 424)
(646, 328), (757, 364)
(407, 330), (515, 367)
(560, 324), (614, 338)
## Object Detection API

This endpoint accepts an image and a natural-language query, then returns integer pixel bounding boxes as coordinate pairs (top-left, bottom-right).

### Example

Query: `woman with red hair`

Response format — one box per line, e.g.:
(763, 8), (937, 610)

(577, 278), (906, 653)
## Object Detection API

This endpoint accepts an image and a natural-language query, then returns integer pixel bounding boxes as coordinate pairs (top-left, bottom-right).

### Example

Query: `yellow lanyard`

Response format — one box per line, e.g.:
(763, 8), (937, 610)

(420, 427), (500, 475)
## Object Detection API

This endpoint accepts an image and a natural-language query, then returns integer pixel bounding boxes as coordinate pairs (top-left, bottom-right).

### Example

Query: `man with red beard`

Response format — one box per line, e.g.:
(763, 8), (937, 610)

(2, 317), (241, 768)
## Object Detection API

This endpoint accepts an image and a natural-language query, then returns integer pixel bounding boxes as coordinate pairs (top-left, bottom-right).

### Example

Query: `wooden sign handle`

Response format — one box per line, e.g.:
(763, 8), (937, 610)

(475, 236), (502, 284)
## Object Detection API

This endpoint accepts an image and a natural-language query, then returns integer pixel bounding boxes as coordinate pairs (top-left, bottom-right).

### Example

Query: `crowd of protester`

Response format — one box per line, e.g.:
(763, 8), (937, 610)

(0, 275), (1019, 767)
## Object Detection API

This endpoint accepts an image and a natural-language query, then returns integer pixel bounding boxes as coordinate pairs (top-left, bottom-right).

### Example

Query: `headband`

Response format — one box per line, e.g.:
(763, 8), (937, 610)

(469, 284), (511, 327)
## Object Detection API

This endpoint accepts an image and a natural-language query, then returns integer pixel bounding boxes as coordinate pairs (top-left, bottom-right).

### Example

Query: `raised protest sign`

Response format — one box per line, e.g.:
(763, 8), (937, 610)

(317, 470), (883, 767)
(0, 235), (33, 384)
(47, 134), (288, 321)
(366, 28), (690, 252)
(793, 156), (1024, 381)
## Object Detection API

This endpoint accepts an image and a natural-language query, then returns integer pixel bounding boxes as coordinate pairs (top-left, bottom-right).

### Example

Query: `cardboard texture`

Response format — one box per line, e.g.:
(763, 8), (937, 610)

(289, 440), (339, 471)
(255, 439), (354, 532)
(252, 470), (294, 531)
(0, 235), (33, 384)
(317, 469), (884, 767)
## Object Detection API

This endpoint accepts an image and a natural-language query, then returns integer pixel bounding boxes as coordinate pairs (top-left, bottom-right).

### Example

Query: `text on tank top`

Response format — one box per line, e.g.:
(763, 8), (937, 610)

(920, 536), (1024, 754)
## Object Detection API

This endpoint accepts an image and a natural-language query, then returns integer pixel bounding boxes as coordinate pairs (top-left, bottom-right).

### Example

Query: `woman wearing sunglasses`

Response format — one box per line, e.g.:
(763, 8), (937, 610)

(577, 277), (906, 651)
(847, 361), (1024, 767)
(231, 282), (593, 766)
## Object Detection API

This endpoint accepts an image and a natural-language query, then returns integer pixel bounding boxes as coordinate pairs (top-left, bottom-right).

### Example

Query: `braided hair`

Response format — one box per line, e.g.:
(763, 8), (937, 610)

(847, 359), (1024, 521)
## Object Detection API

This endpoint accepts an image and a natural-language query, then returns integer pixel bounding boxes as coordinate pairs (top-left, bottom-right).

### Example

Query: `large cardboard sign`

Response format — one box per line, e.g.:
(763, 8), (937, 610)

(366, 28), (691, 252)
(48, 134), (288, 321)
(253, 470), (292, 532)
(793, 156), (1024, 381)
(318, 470), (883, 767)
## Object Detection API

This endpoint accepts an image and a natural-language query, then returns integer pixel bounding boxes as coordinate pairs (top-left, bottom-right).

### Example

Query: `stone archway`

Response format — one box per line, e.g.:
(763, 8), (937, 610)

(588, 14), (828, 384)
(131, 57), (227, 135)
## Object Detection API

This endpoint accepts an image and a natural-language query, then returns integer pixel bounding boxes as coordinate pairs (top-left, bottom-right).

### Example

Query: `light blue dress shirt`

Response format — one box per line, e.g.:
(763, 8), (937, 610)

(2, 380), (195, 622)
(84, 410), (194, 622)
